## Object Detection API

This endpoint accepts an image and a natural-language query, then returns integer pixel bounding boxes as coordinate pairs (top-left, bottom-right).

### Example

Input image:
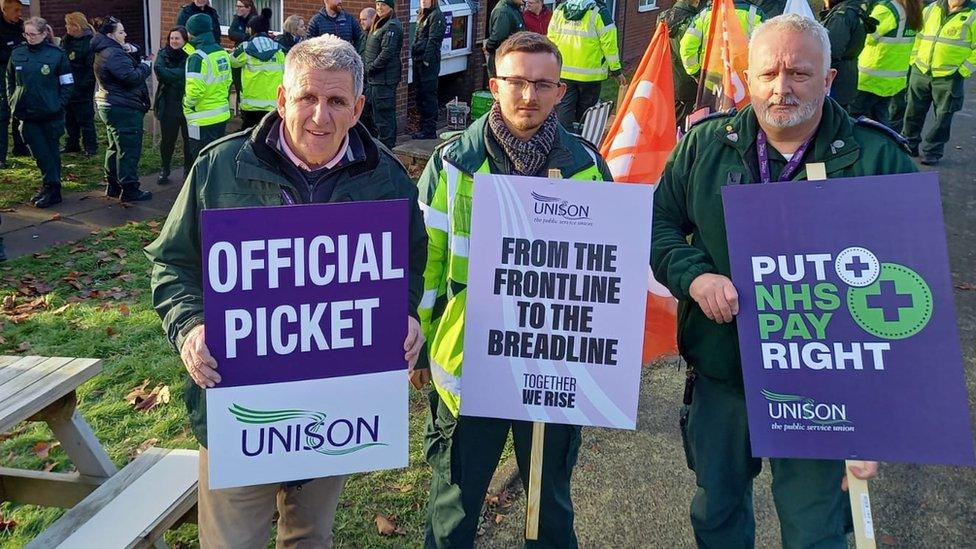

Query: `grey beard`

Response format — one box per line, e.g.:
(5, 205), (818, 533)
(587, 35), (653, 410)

(757, 96), (820, 129)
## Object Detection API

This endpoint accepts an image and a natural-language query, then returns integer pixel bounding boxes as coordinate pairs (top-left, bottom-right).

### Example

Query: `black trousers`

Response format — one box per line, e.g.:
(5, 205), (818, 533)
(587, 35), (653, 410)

(556, 80), (602, 131)
(64, 94), (97, 154)
(364, 84), (398, 149)
(159, 114), (191, 177)
(188, 121), (228, 165)
(903, 68), (965, 159)
(414, 68), (439, 136)
(20, 117), (64, 186)
(0, 93), (27, 162)
(98, 106), (145, 187)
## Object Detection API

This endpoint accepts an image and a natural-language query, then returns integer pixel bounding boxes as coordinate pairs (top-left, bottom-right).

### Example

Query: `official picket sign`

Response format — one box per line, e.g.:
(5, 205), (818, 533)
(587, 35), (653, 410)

(723, 173), (975, 465)
(461, 174), (653, 429)
(202, 200), (410, 489)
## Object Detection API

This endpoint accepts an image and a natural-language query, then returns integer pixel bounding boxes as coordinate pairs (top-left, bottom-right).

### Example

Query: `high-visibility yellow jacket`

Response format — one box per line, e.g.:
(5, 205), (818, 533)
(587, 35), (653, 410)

(230, 34), (285, 112)
(548, 0), (623, 82)
(858, 0), (917, 96)
(418, 116), (611, 417)
(183, 33), (232, 127)
(911, 0), (976, 78)
(680, 0), (764, 76)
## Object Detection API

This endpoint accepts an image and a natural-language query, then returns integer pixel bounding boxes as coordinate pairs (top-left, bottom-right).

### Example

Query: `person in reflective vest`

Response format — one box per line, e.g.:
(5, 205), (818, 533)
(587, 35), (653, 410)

(902, 0), (976, 165)
(851, 0), (922, 129)
(418, 32), (613, 548)
(680, 0), (764, 87)
(548, 0), (626, 130)
(183, 13), (232, 163)
(231, 8), (284, 129)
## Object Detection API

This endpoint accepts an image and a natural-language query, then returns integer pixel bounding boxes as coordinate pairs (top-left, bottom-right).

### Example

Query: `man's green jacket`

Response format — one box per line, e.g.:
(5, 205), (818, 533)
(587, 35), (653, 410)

(651, 98), (917, 385)
(145, 114), (427, 446)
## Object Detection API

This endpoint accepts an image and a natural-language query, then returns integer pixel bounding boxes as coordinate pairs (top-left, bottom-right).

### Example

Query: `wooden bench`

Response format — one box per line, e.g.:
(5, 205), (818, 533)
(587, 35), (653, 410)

(27, 448), (199, 549)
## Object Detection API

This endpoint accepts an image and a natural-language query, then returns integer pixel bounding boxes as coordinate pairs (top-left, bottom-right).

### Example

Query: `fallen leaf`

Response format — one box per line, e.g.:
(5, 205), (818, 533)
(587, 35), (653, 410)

(42, 461), (56, 472)
(49, 213), (62, 221)
(51, 304), (71, 315)
(0, 425), (29, 441)
(128, 382), (171, 412)
(125, 380), (151, 405)
(148, 220), (160, 228)
(879, 534), (898, 545)
(118, 304), (131, 316)
(105, 326), (117, 336)
(118, 273), (136, 283)
(375, 513), (405, 536)
(2, 295), (14, 309)
(0, 514), (16, 532)
(956, 282), (976, 291)
(158, 385), (171, 404)
(494, 513), (506, 524)
(111, 248), (127, 258)
(132, 438), (160, 457)
(32, 253), (51, 259)
(69, 245), (88, 254)
(13, 341), (30, 353)
(32, 441), (60, 460)
(393, 483), (413, 493)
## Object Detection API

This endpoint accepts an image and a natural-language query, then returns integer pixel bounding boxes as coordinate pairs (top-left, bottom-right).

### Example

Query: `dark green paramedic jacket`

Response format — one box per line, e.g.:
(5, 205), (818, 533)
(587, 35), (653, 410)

(651, 98), (917, 385)
(144, 114), (428, 446)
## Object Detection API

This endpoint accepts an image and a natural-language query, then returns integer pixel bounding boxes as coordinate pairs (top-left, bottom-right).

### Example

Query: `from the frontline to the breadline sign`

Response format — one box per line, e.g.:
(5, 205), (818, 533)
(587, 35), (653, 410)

(201, 201), (410, 489)
(461, 174), (653, 429)
(723, 172), (975, 466)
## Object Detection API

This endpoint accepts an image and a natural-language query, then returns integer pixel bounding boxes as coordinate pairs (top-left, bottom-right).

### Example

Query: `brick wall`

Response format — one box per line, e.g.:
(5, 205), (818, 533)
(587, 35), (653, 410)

(616, 0), (672, 69)
(42, 0), (146, 50)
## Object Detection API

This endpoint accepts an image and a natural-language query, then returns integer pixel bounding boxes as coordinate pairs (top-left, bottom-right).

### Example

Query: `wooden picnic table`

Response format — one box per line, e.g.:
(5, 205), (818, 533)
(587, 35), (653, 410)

(0, 355), (118, 508)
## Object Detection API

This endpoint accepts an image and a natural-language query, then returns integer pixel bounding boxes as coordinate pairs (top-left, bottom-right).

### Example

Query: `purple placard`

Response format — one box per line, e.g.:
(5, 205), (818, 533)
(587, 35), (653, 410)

(723, 172), (975, 465)
(201, 200), (409, 388)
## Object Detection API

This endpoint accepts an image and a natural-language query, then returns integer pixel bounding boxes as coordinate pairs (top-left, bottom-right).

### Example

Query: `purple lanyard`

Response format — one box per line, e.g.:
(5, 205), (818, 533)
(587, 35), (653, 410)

(280, 187), (296, 205)
(756, 130), (813, 184)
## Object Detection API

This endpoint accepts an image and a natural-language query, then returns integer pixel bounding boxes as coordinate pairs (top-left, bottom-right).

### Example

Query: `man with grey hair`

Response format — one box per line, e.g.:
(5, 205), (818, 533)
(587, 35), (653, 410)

(145, 34), (428, 548)
(652, 14), (915, 548)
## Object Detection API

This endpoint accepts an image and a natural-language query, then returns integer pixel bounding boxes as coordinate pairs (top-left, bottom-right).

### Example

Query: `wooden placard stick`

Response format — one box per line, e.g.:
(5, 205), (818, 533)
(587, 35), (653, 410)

(525, 421), (545, 540)
(805, 162), (876, 549)
(526, 170), (562, 540)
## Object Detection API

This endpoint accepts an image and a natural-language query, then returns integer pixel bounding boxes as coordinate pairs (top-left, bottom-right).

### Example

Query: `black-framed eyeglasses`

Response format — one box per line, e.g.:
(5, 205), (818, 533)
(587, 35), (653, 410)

(22, 31), (43, 38)
(494, 75), (562, 94)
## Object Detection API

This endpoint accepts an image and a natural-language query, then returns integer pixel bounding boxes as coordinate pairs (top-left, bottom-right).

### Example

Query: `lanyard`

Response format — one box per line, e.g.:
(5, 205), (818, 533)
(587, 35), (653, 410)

(756, 130), (814, 184)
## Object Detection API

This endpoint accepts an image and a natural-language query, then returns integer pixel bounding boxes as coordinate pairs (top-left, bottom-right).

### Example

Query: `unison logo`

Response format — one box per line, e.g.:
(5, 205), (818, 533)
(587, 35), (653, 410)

(230, 403), (387, 457)
(762, 389), (851, 425)
(531, 192), (591, 220)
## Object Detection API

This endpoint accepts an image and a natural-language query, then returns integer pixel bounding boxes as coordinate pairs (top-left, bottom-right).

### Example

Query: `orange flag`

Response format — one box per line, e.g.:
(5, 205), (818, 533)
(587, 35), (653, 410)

(600, 21), (678, 364)
(696, 0), (751, 112)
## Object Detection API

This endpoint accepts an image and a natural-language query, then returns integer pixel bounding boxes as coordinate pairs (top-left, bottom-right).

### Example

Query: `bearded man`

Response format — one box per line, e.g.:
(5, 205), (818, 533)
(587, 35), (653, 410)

(651, 14), (915, 549)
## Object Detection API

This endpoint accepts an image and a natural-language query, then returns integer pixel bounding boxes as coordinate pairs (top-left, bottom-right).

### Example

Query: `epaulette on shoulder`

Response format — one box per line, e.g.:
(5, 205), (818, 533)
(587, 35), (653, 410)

(430, 132), (463, 158)
(688, 108), (736, 132)
(854, 115), (911, 153)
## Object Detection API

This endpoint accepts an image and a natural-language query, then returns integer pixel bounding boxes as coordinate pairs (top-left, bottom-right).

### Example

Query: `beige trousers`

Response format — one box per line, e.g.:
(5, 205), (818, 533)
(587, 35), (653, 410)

(197, 446), (348, 548)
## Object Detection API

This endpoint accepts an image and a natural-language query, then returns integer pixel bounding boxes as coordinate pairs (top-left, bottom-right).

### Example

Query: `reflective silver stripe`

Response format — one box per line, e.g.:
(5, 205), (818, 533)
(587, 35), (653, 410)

(605, 53), (621, 63)
(186, 71), (206, 80)
(420, 289), (438, 309)
(430, 357), (461, 396)
(246, 63), (284, 72)
(186, 104), (230, 121)
(597, 23), (618, 35)
(876, 36), (914, 44)
(59, 73), (74, 85)
(420, 201), (449, 232)
(686, 26), (703, 38)
(964, 60), (976, 73)
(892, 0), (907, 39)
(683, 56), (700, 68)
(919, 34), (972, 47)
(442, 152), (461, 263)
(557, 27), (599, 38)
(747, 5), (758, 33)
(562, 65), (608, 76)
(451, 235), (470, 257)
(858, 65), (907, 78)
(961, 10), (976, 42)
(241, 98), (277, 108)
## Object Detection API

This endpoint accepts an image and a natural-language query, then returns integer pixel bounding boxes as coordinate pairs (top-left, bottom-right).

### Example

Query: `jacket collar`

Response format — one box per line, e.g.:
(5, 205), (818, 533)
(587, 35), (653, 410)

(715, 97), (861, 178)
(444, 114), (594, 177)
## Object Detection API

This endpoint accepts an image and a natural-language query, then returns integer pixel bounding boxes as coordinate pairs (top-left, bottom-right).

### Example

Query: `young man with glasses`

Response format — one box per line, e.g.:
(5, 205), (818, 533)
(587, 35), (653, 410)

(417, 31), (613, 548)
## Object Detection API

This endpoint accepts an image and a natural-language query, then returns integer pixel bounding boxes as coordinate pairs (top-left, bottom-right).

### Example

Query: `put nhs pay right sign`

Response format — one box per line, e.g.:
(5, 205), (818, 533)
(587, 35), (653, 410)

(723, 172), (975, 466)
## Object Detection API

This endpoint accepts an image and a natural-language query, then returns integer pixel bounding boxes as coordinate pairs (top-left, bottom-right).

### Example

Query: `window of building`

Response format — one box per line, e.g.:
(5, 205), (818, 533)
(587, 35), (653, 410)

(214, 0), (284, 33)
(638, 0), (658, 12)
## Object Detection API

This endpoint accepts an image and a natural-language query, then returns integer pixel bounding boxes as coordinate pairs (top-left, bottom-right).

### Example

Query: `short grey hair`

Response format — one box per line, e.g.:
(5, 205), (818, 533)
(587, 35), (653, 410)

(749, 14), (832, 74)
(284, 34), (364, 97)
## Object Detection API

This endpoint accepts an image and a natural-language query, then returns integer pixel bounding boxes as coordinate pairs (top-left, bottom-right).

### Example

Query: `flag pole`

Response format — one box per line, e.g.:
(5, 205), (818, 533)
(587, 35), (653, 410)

(694, 0), (724, 110)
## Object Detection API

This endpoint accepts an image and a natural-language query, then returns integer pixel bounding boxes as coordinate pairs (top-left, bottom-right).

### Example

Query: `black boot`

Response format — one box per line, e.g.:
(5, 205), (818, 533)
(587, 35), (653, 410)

(119, 184), (152, 202)
(106, 180), (122, 198)
(33, 184), (62, 209)
(30, 185), (46, 204)
(157, 171), (171, 185)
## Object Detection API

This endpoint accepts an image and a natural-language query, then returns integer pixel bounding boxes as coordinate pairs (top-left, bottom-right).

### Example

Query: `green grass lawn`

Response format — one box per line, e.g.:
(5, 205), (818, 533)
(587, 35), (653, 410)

(0, 221), (440, 548)
(0, 122), (169, 208)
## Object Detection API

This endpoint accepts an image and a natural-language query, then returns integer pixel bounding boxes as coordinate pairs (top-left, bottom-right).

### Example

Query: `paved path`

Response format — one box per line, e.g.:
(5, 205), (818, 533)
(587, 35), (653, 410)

(478, 84), (976, 547)
(0, 169), (186, 261)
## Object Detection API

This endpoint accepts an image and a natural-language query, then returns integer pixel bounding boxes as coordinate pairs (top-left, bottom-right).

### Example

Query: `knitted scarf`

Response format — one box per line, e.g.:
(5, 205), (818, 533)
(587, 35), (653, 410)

(486, 102), (558, 176)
